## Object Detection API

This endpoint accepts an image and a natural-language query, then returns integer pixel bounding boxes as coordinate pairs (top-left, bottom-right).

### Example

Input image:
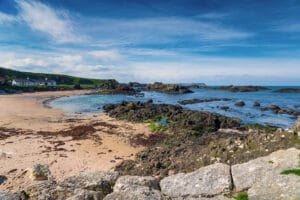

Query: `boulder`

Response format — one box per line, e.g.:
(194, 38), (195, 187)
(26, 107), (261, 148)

(0, 192), (28, 200)
(31, 164), (51, 181)
(231, 148), (300, 199)
(25, 171), (119, 200)
(0, 175), (7, 184)
(253, 102), (260, 107)
(234, 101), (245, 107)
(104, 176), (162, 200)
(160, 163), (232, 198)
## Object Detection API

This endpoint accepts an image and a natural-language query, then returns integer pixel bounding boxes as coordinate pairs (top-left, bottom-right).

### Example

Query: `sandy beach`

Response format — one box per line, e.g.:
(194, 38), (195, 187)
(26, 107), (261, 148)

(0, 91), (151, 192)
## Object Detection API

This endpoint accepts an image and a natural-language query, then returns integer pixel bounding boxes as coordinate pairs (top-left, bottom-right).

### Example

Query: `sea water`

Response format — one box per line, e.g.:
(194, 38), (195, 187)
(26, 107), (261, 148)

(50, 86), (300, 128)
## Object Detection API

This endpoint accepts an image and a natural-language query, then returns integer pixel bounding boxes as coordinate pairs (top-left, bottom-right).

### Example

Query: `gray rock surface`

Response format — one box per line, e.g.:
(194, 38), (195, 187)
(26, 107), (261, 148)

(31, 164), (51, 181)
(0, 192), (28, 200)
(104, 176), (162, 200)
(25, 171), (119, 200)
(160, 163), (232, 198)
(232, 148), (300, 200)
(294, 117), (300, 134)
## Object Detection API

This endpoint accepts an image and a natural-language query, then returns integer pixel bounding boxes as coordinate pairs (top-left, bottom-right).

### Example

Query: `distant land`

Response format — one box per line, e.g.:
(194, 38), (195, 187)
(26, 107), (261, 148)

(0, 67), (118, 92)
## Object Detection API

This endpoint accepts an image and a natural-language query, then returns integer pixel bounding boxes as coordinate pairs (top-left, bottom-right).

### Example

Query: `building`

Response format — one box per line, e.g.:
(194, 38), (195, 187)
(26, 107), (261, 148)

(12, 77), (56, 87)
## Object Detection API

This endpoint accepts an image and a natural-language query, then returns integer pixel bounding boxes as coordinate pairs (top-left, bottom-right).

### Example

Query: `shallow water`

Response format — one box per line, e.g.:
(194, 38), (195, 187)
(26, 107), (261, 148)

(50, 86), (300, 128)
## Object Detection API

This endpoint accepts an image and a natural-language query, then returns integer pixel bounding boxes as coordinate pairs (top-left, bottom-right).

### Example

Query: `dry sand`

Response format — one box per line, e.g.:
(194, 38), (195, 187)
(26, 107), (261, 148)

(0, 91), (151, 192)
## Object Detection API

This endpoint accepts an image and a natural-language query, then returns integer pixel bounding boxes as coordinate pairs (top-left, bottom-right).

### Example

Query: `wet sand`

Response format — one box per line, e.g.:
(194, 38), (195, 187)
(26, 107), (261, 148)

(0, 91), (151, 191)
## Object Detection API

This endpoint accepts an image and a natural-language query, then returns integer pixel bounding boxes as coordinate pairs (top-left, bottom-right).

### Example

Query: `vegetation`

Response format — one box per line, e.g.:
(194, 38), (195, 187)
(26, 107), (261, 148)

(233, 192), (249, 200)
(280, 169), (300, 176)
(244, 123), (278, 133)
(148, 117), (169, 132)
(0, 67), (118, 91)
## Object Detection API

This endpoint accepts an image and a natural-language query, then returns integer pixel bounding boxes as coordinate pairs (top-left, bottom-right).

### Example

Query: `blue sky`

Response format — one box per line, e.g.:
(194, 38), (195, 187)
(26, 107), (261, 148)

(0, 0), (300, 85)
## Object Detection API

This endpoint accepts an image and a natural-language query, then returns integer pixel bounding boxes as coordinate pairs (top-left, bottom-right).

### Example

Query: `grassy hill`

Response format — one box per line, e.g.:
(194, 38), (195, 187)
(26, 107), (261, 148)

(0, 67), (118, 90)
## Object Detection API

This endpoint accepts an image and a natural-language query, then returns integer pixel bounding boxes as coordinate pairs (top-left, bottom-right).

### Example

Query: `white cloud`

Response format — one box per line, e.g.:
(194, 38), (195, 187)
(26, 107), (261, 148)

(15, 0), (80, 43)
(0, 12), (17, 24)
(89, 50), (122, 61)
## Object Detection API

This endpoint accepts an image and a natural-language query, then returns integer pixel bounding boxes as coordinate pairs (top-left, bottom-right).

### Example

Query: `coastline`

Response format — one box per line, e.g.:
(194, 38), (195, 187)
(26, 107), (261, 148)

(0, 90), (151, 192)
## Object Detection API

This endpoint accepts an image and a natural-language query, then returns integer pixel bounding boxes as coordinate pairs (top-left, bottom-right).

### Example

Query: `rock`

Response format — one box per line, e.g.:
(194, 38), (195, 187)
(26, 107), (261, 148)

(104, 190), (162, 200)
(160, 163), (232, 198)
(178, 98), (231, 105)
(113, 176), (160, 192)
(103, 101), (241, 135)
(25, 171), (119, 200)
(205, 85), (269, 92)
(231, 148), (300, 199)
(31, 164), (51, 181)
(220, 106), (230, 111)
(293, 117), (300, 132)
(234, 101), (245, 107)
(269, 105), (281, 113)
(273, 88), (300, 93)
(0, 192), (28, 200)
(169, 196), (232, 200)
(147, 82), (193, 94)
(0, 175), (7, 184)
(104, 176), (162, 200)
(253, 102), (260, 107)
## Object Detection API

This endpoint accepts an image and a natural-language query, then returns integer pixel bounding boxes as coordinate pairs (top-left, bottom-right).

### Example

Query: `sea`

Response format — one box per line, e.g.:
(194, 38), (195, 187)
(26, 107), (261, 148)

(49, 86), (300, 129)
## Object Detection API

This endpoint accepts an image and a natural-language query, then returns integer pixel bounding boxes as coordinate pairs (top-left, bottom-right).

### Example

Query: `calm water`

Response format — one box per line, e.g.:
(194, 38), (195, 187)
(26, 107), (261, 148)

(50, 86), (300, 128)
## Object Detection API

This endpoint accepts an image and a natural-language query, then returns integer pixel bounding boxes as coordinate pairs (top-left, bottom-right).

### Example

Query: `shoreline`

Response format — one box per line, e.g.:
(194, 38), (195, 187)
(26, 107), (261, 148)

(0, 90), (151, 192)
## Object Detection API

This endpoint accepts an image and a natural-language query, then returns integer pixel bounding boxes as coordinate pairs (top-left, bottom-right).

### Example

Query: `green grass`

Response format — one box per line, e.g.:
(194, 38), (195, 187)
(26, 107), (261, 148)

(233, 192), (248, 200)
(281, 169), (300, 176)
(244, 123), (278, 133)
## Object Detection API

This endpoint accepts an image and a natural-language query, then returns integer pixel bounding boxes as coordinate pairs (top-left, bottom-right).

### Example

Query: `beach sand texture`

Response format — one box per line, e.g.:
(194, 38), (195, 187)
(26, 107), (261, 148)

(0, 91), (150, 191)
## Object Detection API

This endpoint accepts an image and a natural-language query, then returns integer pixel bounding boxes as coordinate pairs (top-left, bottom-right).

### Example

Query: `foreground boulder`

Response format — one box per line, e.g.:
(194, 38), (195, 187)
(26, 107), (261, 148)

(160, 163), (232, 198)
(0, 192), (28, 200)
(231, 148), (300, 199)
(25, 171), (119, 200)
(104, 176), (162, 200)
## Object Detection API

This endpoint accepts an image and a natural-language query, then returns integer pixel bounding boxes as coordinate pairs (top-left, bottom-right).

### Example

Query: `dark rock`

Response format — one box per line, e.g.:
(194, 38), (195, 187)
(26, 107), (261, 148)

(203, 85), (269, 92)
(253, 101), (261, 107)
(178, 98), (231, 105)
(146, 82), (193, 94)
(220, 106), (230, 111)
(103, 101), (241, 135)
(94, 84), (140, 95)
(273, 88), (300, 93)
(0, 175), (7, 184)
(235, 101), (245, 107)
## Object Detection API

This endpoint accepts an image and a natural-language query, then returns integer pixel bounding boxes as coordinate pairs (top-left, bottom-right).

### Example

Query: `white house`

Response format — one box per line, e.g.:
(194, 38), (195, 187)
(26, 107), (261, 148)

(12, 77), (56, 87)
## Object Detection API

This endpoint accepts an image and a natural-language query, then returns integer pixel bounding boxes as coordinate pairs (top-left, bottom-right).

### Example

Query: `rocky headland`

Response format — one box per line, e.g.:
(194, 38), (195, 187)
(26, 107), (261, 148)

(146, 82), (193, 94)
(202, 85), (269, 92)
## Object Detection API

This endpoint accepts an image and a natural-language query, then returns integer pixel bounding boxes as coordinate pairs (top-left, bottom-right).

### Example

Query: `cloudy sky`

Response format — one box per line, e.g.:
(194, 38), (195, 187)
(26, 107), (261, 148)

(0, 0), (300, 85)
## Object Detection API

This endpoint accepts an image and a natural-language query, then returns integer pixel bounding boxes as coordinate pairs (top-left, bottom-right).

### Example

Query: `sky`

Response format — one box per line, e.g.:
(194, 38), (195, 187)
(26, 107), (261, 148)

(0, 0), (300, 85)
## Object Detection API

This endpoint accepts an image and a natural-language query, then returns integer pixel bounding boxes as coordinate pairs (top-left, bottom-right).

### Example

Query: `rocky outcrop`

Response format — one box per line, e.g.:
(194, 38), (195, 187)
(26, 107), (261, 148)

(273, 88), (300, 93)
(103, 101), (241, 135)
(204, 85), (269, 92)
(259, 105), (300, 117)
(178, 98), (231, 105)
(94, 84), (140, 95)
(146, 82), (193, 94)
(232, 148), (300, 199)
(160, 163), (232, 198)
(25, 171), (119, 200)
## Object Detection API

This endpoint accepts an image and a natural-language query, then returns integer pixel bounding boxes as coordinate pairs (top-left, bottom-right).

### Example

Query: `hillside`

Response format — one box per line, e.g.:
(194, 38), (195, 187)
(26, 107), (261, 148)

(0, 67), (118, 89)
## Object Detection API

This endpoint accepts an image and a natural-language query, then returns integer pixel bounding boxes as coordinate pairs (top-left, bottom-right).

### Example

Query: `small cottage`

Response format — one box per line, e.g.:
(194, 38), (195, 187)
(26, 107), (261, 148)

(12, 77), (56, 87)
